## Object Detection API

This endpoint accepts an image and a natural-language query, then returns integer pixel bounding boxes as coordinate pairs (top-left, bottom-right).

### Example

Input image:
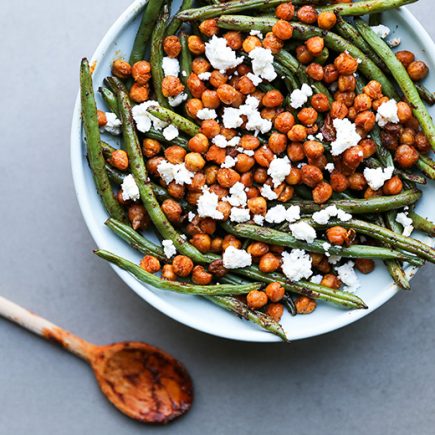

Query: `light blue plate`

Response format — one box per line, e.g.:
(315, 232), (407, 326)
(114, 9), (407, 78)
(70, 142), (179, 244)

(71, 1), (435, 342)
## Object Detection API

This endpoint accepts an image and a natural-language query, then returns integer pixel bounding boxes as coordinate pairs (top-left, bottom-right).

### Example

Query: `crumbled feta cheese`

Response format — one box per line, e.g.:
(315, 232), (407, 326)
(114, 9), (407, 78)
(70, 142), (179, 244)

(162, 240), (176, 259)
(363, 166), (394, 190)
(290, 83), (313, 109)
(260, 184), (278, 200)
(197, 188), (224, 220)
(285, 205), (301, 223)
(205, 36), (244, 71)
(121, 174), (140, 201)
(388, 37), (401, 48)
(198, 72), (211, 81)
(132, 101), (168, 132)
(225, 182), (247, 207)
(376, 99), (399, 127)
(331, 118), (362, 156)
(250, 30), (263, 39)
(162, 57), (180, 77)
(310, 274), (323, 284)
(316, 132), (324, 141)
(101, 112), (122, 135)
(157, 160), (194, 186)
(181, 70), (187, 77)
(221, 155), (237, 169)
(188, 212), (196, 222)
(237, 96), (273, 134)
(168, 92), (188, 107)
(371, 24), (391, 39)
(162, 124), (179, 141)
(267, 156), (291, 187)
(222, 246), (252, 269)
(237, 147), (254, 156)
(281, 249), (313, 282)
(396, 212), (414, 236)
(325, 162), (335, 173)
(197, 108), (218, 120)
(222, 107), (243, 129)
(230, 207), (251, 223)
(247, 72), (262, 86)
(337, 209), (352, 222)
(289, 221), (317, 243)
(328, 255), (342, 265)
(253, 214), (264, 226)
(212, 134), (241, 148)
(249, 47), (277, 82)
(322, 242), (331, 252)
(265, 205), (287, 224)
(336, 261), (360, 292)
(312, 205), (352, 225)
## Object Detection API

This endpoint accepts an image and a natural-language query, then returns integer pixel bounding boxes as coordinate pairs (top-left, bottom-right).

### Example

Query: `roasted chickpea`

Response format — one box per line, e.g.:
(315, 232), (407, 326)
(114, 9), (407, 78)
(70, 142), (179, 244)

(306, 63), (324, 81)
(359, 139), (377, 159)
(295, 296), (317, 314)
(317, 11), (337, 30)
(259, 252), (281, 273)
(187, 35), (205, 55)
(382, 175), (403, 195)
(285, 167), (302, 185)
(186, 191), (201, 206)
(303, 140), (324, 160)
(273, 112), (294, 134)
(395, 50), (415, 68)
(310, 94), (330, 114)
(268, 132), (288, 154)
(243, 35), (262, 53)
(162, 76), (185, 97)
(296, 45), (314, 65)
(343, 145), (364, 170)
(330, 101), (349, 119)
(165, 145), (186, 164)
(301, 164), (323, 187)
(261, 107), (278, 121)
(199, 90), (219, 109)
(185, 152), (206, 172)
(108, 149), (129, 171)
(364, 187), (383, 199)
(353, 94), (372, 113)
(262, 90), (284, 108)
(266, 303), (284, 321)
(217, 168), (241, 187)
(222, 234), (242, 251)
(210, 237), (223, 253)
(397, 101), (412, 123)
(128, 204), (150, 230)
(163, 35), (181, 58)
(191, 265), (213, 285)
(298, 108), (318, 126)
(187, 73), (207, 98)
(355, 110), (376, 132)
(190, 234), (212, 253)
(297, 5), (318, 24)
(265, 282), (285, 302)
(272, 20), (294, 40)
(330, 170), (349, 193)
(234, 75), (255, 95)
(242, 174), (255, 189)
(247, 290), (268, 310)
(253, 168), (268, 184)
(161, 199), (183, 224)
(338, 74), (356, 92)
(209, 70), (228, 88)
(414, 132), (431, 153)
(142, 138), (161, 158)
(254, 146), (274, 167)
(247, 242), (269, 258)
(146, 156), (165, 177)
(207, 259), (227, 278)
(335, 91), (356, 107)
(326, 226), (353, 246)
(205, 145), (226, 165)
(129, 83), (149, 103)
(394, 144), (419, 168)
(334, 52), (359, 75)
(287, 142), (305, 162)
(112, 59), (132, 79)
(162, 264), (177, 281)
(305, 36), (324, 56)
(223, 31), (243, 50)
(236, 153), (256, 173)
(323, 64), (339, 84)
(132, 60), (151, 85)
(372, 96), (389, 112)
(140, 255), (161, 274)
(97, 110), (107, 127)
(217, 84), (241, 105)
(191, 57), (211, 75)
(348, 172), (367, 191)
(216, 201), (231, 221)
(400, 128), (416, 146)
(172, 255), (194, 277)
(320, 274), (341, 289)
(363, 80), (383, 100)
(275, 2), (295, 20)
(185, 98), (203, 118)
(312, 181), (332, 204)
(167, 182), (185, 200)
(407, 60), (429, 81)
(198, 19), (219, 37)
(263, 32), (284, 54)
(355, 258), (375, 274)
(247, 196), (267, 216)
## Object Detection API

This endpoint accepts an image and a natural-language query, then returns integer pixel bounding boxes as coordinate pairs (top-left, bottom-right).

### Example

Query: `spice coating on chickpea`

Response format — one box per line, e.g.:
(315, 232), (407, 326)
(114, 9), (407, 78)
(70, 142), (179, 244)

(295, 296), (317, 315)
(140, 255), (161, 274)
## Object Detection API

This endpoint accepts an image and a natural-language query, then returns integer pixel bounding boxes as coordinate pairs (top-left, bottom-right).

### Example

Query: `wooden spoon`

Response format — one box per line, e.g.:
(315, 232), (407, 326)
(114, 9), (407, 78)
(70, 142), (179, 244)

(0, 295), (193, 424)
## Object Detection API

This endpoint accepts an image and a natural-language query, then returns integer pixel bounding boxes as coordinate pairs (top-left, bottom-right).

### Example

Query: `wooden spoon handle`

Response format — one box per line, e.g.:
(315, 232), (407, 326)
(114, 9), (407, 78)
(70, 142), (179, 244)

(0, 295), (93, 360)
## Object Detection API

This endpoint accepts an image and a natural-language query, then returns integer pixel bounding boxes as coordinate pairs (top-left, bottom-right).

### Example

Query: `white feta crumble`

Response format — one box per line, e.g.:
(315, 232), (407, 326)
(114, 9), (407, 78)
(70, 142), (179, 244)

(162, 124), (179, 141)
(222, 246), (252, 269)
(310, 274), (323, 284)
(328, 255), (342, 265)
(162, 240), (176, 259)
(225, 182), (247, 207)
(289, 221), (317, 244)
(325, 162), (335, 173)
(197, 108), (218, 120)
(250, 29), (264, 39)
(322, 242), (331, 252)
(168, 92), (188, 107)
(285, 205), (301, 223)
(253, 214), (265, 226)
(396, 212), (414, 237)
(267, 156), (291, 187)
(162, 57), (180, 77)
(197, 188), (224, 220)
(205, 36), (244, 71)
(238, 96), (272, 134)
(249, 47), (277, 82)
(363, 166), (394, 190)
(230, 207), (251, 223)
(222, 107), (244, 129)
(247, 72), (263, 86)
(187, 211), (196, 222)
(265, 205), (287, 224)
(132, 101), (168, 132)
(221, 155), (237, 169)
(157, 160), (195, 186)
(281, 249), (313, 282)
(290, 83), (313, 109)
(370, 24), (391, 39)
(260, 184), (278, 200)
(337, 209), (352, 222)
(101, 112), (122, 135)
(316, 132), (324, 141)
(212, 135), (241, 148)
(198, 72), (211, 81)
(238, 148), (254, 156)
(388, 37), (401, 48)
(376, 99), (399, 127)
(331, 118), (362, 156)
(121, 174), (140, 201)
(336, 261), (360, 292)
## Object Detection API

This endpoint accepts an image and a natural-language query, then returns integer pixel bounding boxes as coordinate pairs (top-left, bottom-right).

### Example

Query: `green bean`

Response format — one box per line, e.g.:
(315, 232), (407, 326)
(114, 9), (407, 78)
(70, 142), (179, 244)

(166, 0), (194, 36)
(369, 12), (383, 26)
(409, 211), (435, 237)
(217, 16), (398, 98)
(177, 0), (288, 21)
(355, 19), (435, 150)
(180, 33), (193, 96)
(95, 249), (261, 296)
(129, 0), (165, 65)
(105, 164), (126, 185)
(147, 106), (200, 136)
(225, 223), (423, 266)
(273, 62), (300, 92)
(284, 189), (421, 215)
(282, 294), (296, 316)
(144, 128), (189, 149)
(80, 59), (127, 223)
(417, 158), (435, 180)
(317, 0), (417, 16)
(150, 6), (170, 108)
(205, 295), (289, 341)
(416, 83), (435, 106)
(99, 87), (119, 116)
(314, 47), (329, 66)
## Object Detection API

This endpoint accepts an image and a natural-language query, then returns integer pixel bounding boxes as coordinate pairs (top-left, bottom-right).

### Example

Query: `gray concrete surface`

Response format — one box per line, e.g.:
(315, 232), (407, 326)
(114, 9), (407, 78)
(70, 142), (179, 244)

(1, 1), (434, 434)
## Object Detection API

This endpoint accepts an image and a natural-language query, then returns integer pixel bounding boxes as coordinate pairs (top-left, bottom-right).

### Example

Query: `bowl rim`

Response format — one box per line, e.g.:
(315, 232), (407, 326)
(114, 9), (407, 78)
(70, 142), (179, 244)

(71, 1), (434, 343)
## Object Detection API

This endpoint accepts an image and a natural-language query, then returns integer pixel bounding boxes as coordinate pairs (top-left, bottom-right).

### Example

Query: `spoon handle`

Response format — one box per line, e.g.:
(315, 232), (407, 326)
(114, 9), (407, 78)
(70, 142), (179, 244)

(0, 296), (93, 360)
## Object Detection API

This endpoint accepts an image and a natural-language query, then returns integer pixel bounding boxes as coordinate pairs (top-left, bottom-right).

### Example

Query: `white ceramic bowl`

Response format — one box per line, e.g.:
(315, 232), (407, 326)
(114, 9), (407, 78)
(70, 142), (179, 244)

(71, 0), (435, 342)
